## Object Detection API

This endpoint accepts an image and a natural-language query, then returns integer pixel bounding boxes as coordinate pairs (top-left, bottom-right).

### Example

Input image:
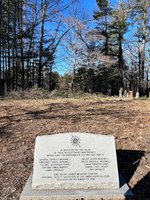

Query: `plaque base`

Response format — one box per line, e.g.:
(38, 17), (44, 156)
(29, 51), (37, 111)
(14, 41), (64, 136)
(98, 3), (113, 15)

(20, 174), (133, 200)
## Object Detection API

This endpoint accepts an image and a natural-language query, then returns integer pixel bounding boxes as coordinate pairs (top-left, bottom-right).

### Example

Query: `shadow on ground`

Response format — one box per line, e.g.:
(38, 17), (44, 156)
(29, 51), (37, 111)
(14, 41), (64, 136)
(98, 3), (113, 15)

(132, 172), (150, 200)
(0, 101), (149, 200)
(117, 150), (149, 200)
(0, 101), (138, 123)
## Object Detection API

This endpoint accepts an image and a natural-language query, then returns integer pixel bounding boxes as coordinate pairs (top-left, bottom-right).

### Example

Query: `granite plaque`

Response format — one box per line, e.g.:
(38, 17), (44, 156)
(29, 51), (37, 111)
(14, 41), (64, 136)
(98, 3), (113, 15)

(32, 133), (119, 190)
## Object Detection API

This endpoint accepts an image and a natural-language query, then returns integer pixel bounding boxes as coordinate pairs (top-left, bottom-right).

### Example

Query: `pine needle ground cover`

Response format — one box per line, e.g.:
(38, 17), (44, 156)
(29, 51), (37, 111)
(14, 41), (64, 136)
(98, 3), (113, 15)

(0, 97), (150, 200)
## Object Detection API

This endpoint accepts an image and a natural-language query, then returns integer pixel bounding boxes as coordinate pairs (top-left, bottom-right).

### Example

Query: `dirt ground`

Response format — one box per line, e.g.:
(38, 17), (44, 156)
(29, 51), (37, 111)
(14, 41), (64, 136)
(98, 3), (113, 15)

(0, 97), (150, 200)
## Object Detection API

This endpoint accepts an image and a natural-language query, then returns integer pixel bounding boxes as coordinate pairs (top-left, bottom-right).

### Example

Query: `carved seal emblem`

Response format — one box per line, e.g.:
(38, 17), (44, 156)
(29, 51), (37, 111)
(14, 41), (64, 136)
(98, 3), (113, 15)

(71, 135), (80, 147)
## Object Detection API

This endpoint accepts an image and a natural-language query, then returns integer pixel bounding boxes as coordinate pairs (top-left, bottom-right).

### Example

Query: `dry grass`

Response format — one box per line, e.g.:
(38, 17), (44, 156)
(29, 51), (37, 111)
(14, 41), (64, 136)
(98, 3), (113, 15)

(0, 97), (150, 200)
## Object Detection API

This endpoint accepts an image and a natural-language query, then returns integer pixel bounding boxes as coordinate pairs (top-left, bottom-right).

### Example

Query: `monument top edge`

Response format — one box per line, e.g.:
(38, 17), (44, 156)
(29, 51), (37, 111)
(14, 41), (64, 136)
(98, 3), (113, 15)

(36, 132), (115, 139)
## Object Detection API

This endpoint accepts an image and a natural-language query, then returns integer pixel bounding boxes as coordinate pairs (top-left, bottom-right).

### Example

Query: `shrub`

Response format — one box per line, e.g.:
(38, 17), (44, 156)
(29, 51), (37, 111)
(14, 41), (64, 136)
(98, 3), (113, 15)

(6, 88), (52, 99)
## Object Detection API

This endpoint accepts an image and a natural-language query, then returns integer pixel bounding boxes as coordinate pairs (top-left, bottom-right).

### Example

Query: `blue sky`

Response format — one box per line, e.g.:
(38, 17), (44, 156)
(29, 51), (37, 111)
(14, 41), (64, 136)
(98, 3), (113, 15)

(55, 0), (119, 75)
(81, 0), (118, 13)
(82, 0), (97, 11)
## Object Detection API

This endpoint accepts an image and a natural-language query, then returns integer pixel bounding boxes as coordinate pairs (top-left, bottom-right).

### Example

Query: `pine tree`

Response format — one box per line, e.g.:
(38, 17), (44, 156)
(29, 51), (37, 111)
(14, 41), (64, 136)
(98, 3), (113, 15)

(108, 3), (129, 89)
(94, 0), (112, 56)
(128, 0), (150, 95)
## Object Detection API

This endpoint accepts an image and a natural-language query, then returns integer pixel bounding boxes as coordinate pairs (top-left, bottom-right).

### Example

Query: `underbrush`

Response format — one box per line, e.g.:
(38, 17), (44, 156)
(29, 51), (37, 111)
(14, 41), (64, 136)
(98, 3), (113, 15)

(6, 88), (52, 99)
(5, 88), (105, 100)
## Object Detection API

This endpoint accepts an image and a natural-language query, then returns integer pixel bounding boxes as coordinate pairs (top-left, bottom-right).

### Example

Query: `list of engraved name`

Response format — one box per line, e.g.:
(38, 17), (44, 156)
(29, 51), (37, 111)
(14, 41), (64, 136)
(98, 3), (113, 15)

(39, 148), (111, 181)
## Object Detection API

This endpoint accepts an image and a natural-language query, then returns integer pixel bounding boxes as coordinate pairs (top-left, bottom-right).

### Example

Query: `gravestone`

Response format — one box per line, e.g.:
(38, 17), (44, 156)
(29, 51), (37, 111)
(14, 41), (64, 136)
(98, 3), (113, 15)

(32, 133), (119, 190)
(135, 91), (139, 99)
(119, 88), (123, 98)
(124, 90), (127, 97)
(128, 90), (133, 99)
(20, 133), (133, 200)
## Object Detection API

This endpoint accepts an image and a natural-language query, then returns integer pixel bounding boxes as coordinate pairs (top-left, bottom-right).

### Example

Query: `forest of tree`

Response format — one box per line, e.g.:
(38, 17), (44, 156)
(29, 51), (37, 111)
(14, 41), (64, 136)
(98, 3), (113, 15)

(0, 0), (149, 96)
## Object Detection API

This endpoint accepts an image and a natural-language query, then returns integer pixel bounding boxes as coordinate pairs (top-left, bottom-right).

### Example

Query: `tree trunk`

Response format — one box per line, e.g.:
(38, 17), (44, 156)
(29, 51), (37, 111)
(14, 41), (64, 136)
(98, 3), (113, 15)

(0, 0), (2, 79)
(7, 0), (11, 91)
(139, 17), (146, 96)
(18, 0), (25, 90)
(71, 48), (77, 91)
(38, 0), (46, 88)
(118, 32), (124, 88)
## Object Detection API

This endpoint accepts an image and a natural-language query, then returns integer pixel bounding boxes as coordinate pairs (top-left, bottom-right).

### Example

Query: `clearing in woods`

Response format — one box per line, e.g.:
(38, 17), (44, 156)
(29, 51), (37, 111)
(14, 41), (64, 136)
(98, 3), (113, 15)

(0, 97), (150, 200)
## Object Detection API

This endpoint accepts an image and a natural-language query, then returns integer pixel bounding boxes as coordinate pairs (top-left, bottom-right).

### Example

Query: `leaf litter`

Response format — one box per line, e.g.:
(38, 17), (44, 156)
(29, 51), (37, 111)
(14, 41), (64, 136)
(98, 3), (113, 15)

(0, 97), (150, 200)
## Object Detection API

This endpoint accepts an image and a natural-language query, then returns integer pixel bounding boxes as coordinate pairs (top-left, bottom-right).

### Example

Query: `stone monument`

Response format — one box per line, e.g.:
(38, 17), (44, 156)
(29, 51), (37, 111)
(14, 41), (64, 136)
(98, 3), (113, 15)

(135, 91), (139, 99)
(20, 132), (133, 200)
(119, 88), (123, 98)
(128, 90), (133, 99)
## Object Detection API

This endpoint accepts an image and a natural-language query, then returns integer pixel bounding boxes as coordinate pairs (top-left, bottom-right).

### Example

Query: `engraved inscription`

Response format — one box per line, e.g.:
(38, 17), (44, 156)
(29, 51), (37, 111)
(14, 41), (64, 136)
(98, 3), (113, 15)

(39, 148), (111, 181)
(32, 134), (119, 190)
(53, 172), (110, 181)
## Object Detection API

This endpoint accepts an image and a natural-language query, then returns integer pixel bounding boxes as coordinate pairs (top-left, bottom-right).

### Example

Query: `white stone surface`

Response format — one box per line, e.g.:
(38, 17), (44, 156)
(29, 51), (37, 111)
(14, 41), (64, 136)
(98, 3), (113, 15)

(20, 174), (133, 200)
(32, 133), (119, 190)
(135, 92), (139, 99)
